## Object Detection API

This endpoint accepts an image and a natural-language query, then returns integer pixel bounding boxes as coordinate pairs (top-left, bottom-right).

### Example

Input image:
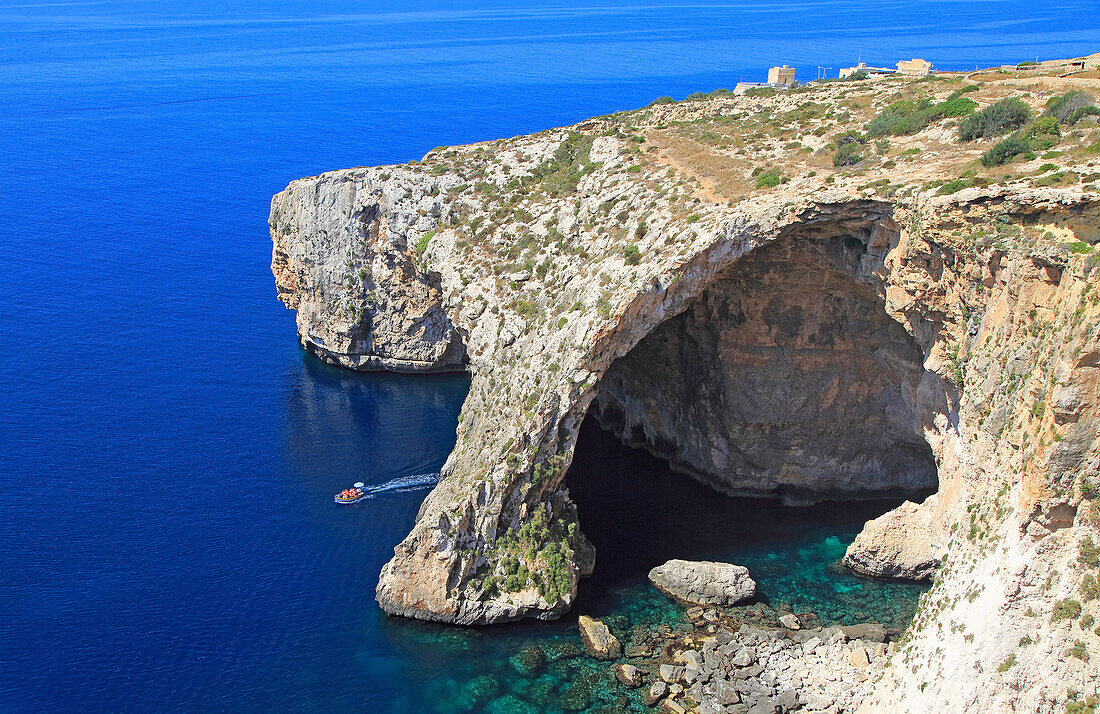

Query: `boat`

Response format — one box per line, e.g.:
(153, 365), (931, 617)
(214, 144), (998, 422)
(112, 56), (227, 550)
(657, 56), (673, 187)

(335, 482), (368, 504)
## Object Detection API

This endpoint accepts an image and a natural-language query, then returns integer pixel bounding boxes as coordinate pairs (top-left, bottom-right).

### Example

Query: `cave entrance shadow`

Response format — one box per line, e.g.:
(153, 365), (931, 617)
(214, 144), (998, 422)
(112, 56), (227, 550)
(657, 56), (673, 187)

(564, 414), (933, 629)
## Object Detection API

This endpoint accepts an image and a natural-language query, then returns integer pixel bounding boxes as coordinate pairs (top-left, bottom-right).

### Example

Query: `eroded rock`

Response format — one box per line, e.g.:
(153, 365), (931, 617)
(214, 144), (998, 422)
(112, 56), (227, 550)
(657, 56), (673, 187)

(649, 560), (757, 606)
(578, 615), (621, 660)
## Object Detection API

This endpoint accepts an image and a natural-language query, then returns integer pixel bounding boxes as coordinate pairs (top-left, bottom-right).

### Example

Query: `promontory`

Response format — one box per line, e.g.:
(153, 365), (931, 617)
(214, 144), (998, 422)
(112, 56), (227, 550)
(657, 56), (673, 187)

(272, 54), (1100, 712)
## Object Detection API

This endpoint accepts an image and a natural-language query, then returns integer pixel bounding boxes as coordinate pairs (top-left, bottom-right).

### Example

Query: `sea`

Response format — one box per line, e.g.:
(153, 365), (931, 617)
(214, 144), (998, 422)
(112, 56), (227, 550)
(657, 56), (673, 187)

(2, 1), (1096, 711)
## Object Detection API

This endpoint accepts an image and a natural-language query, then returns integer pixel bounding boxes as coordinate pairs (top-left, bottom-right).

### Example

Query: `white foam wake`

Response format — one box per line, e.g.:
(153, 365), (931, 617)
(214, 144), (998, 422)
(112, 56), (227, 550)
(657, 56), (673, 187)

(361, 472), (440, 498)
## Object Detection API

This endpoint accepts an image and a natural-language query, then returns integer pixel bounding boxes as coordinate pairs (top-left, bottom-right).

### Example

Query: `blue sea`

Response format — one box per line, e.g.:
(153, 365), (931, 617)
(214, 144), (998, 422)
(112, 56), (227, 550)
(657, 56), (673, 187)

(2, 1), (1096, 711)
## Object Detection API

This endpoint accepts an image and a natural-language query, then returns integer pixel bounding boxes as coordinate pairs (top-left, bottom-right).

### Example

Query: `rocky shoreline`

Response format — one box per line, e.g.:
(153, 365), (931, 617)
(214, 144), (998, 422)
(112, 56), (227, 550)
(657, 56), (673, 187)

(556, 598), (897, 714)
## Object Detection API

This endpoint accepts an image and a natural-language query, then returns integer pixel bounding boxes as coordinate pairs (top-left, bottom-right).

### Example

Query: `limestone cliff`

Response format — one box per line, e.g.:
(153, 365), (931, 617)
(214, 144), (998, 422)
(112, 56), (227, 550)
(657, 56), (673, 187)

(273, 64), (1100, 710)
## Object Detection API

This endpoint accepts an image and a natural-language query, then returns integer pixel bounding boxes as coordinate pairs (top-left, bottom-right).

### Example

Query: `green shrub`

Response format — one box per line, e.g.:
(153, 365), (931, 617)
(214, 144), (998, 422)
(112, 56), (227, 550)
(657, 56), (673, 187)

(1070, 640), (1090, 661)
(648, 95), (675, 107)
(1080, 537), (1100, 568)
(939, 95), (980, 118)
(1053, 599), (1083, 621)
(997, 654), (1016, 673)
(981, 137), (1033, 166)
(1017, 115), (1061, 150)
(414, 229), (437, 255)
(958, 98), (1031, 141)
(1066, 695), (1098, 714)
(937, 179), (972, 195)
(526, 132), (595, 198)
(865, 95), (977, 137)
(833, 143), (864, 166)
(622, 245), (641, 265)
(755, 168), (783, 189)
(1045, 90), (1099, 124)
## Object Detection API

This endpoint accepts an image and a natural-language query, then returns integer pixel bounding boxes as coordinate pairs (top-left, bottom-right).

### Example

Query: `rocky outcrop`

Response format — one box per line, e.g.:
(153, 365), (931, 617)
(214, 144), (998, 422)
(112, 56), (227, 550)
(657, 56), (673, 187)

(578, 615), (621, 660)
(842, 500), (944, 581)
(270, 168), (467, 372)
(648, 560), (757, 606)
(273, 74), (1100, 711)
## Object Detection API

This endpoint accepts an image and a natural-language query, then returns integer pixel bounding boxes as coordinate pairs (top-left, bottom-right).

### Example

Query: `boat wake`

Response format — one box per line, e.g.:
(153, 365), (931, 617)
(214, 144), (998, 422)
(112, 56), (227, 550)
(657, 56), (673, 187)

(360, 472), (440, 498)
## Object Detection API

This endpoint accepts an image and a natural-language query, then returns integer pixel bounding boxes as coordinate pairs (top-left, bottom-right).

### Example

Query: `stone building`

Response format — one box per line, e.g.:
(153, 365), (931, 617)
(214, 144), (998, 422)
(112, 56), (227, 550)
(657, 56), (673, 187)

(896, 58), (932, 77)
(767, 65), (796, 87)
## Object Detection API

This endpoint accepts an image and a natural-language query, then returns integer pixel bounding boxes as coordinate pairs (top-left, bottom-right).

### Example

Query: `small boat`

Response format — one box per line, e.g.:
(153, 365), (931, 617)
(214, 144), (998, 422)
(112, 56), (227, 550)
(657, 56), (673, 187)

(335, 482), (368, 504)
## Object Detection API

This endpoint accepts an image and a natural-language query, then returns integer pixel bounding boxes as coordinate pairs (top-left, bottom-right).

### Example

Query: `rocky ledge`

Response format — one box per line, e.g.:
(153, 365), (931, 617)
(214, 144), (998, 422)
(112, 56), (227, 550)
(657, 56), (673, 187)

(274, 61), (1100, 710)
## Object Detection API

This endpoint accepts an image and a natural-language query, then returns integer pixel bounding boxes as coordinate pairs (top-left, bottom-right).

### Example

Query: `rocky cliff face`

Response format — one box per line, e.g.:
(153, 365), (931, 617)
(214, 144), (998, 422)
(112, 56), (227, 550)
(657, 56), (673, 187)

(593, 231), (936, 504)
(272, 72), (1100, 710)
(270, 168), (466, 372)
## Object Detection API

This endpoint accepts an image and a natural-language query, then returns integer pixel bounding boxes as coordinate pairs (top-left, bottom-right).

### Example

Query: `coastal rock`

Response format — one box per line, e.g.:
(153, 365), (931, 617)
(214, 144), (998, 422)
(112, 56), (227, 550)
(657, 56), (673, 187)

(648, 560), (757, 606)
(842, 500), (942, 581)
(578, 615), (621, 660)
(270, 168), (467, 373)
(779, 614), (801, 630)
(645, 680), (669, 706)
(613, 663), (643, 688)
(659, 664), (685, 683)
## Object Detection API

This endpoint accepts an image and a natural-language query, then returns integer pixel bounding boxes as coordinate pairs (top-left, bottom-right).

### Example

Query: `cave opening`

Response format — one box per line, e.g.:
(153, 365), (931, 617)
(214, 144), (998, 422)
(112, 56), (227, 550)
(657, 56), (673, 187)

(563, 230), (938, 627)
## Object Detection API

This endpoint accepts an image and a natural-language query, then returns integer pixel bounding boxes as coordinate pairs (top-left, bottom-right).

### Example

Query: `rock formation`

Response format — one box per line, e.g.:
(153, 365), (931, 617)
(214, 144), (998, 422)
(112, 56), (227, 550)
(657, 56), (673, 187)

(648, 560), (758, 606)
(842, 500), (943, 580)
(273, 67), (1100, 711)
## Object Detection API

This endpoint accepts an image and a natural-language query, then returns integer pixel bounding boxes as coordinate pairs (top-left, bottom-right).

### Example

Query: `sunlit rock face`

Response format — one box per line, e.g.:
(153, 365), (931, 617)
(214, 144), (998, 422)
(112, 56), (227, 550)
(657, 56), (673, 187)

(594, 234), (936, 504)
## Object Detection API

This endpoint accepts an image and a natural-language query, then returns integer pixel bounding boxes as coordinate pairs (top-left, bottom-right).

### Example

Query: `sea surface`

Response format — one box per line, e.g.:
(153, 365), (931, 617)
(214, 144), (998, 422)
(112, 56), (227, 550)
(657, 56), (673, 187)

(2, 1), (1097, 711)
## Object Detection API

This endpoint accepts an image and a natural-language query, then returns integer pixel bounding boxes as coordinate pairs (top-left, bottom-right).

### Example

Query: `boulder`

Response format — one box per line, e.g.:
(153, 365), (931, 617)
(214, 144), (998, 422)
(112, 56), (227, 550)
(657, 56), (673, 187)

(714, 679), (743, 705)
(730, 647), (756, 668)
(842, 500), (941, 581)
(648, 560), (757, 606)
(645, 680), (669, 706)
(613, 663), (643, 688)
(848, 646), (870, 668)
(578, 615), (621, 660)
(660, 664), (685, 683)
(779, 614), (801, 630)
(840, 623), (887, 643)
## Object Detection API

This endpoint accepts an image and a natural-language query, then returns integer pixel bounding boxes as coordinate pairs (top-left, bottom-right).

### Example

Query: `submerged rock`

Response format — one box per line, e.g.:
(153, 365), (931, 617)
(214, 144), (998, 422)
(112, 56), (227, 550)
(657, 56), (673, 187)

(648, 560), (757, 606)
(578, 615), (622, 660)
(509, 645), (547, 677)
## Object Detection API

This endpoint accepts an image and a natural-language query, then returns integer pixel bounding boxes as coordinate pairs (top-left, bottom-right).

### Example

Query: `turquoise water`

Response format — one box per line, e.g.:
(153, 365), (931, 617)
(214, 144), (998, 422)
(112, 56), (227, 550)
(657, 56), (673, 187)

(2, 0), (1089, 711)
(382, 418), (930, 714)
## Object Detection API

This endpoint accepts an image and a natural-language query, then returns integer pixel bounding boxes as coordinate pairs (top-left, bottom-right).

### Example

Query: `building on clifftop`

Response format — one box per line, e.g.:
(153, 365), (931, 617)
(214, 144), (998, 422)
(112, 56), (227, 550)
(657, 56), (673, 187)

(896, 58), (932, 76)
(767, 65), (796, 87)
